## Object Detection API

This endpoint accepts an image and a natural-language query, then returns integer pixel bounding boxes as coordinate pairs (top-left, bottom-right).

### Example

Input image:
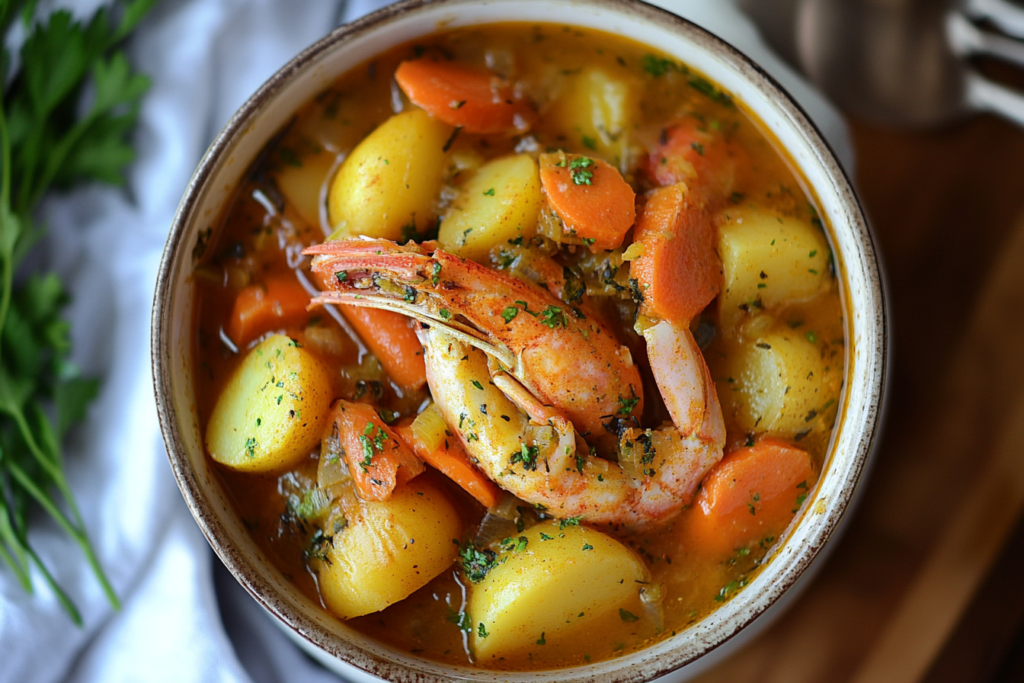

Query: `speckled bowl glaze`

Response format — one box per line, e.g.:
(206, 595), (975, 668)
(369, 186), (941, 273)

(152, 0), (888, 681)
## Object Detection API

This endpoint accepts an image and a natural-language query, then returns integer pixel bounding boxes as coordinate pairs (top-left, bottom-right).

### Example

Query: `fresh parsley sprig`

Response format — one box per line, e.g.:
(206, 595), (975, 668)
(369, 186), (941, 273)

(0, 0), (155, 625)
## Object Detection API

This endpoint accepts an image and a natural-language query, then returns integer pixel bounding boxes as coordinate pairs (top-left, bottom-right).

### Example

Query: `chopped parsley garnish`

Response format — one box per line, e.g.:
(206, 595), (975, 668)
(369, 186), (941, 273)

(540, 532), (554, 541)
(483, 187), (495, 196)
(447, 609), (472, 632)
(457, 540), (498, 583)
(619, 608), (640, 623)
(501, 306), (519, 323)
(617, 387), (640, 415)
(245, 437), (258, 459)
(629, 277), (645, 304)
(536, 632), (546, 645)
(689, 75), (734, 107)
(539, 305), (567, 328)
(582, 135), (597, 150)
(439, 308), (451, 320)
(478, 622), (489, 638)
(510, 443), (539, 471)
(642, 54), (676, 76)
(582, 543), (594, 551)
(500, 536), (529, 553)
(559, 516), (582, 530)
(335, 271), (348, 282)
(714, 577), (749, 602)
(357, 422), (388, 471)
(471, 380), (484, 390)
(568, 156), (595, 185)
(562, 266), (586, 304)
(805, 331), (818, 344)
(793, 493), (809, 513)
(432, 261), (441, 285)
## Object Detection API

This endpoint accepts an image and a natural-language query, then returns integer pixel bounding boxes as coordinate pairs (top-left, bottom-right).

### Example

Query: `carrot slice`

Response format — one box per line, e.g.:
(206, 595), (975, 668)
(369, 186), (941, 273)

(645, 117), (742, 201)
(329, 400), (425, 502)
(228, 273), (312, 348)
(395, 58), (535, 134)
(394, 420), (502, 509)
(678, 437), (816, 559)
(629, 184), (721, 324)
(337, 305), (427, 393)
(538, 152), (636, 251)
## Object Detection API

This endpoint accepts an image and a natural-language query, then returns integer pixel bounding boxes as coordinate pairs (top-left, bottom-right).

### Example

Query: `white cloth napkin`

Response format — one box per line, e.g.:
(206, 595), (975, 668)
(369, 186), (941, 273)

(0, 2), (850, 681)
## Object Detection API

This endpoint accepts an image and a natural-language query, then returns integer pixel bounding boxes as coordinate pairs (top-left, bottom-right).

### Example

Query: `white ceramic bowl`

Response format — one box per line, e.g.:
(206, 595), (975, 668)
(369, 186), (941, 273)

(152, 1), (887, 680)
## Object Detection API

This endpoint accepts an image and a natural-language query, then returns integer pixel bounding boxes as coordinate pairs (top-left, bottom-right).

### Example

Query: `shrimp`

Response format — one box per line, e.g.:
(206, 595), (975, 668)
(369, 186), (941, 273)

(306, 238), (642, 456)
(305, 238), (725, 527)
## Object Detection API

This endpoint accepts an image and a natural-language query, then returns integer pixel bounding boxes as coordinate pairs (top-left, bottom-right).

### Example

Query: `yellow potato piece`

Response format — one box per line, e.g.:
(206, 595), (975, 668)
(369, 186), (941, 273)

(205, 335), (332, 473)
(718, 207), (830, 331)
(550, 67), (637, 163)
(469, 521), (649, 662)
(317, 479), (461, 619)
(438, 154), (541, 263)
(327, 108), (451, 240)
(274, 150), (337, 229)
(717, 330), (841, 439)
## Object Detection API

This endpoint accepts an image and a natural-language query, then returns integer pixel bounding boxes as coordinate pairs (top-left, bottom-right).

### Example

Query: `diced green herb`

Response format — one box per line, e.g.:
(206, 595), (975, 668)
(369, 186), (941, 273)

(501, 306), (519, 323)
(457, 540), (498, 583)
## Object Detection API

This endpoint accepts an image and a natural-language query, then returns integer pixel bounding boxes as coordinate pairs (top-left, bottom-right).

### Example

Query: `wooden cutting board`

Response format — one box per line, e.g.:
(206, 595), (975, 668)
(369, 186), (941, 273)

(692, 113), (1024, 683)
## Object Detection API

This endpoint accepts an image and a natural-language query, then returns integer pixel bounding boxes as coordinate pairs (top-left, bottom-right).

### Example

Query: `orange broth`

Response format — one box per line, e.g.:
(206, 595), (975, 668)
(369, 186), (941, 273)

(191, 23), (845, 671)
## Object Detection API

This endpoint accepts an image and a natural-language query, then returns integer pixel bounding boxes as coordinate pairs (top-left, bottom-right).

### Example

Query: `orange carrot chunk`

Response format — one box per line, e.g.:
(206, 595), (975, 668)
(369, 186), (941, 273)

(393, 422), (502, 510)
(395, 58), (535, 134)
(228, 273), (312, 348)
(538, 152), (636, 251)
(391, 421), (503, 511)
(644, 117), (742, 202)
(630, 184), (721, 324)
(679, 437), (816, 559)
(330, 400), (425, 502)
(337, 305), (427, 393)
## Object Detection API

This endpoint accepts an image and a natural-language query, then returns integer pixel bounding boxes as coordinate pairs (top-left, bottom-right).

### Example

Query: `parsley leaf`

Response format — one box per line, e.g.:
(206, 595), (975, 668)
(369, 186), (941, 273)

(568, 156), (595, 185)
(0, 0), (156, 625)
(457, 540), (497, 583)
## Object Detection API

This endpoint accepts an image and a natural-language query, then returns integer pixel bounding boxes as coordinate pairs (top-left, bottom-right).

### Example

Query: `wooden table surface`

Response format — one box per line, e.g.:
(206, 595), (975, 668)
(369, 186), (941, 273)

(692, 111), (1024, 683)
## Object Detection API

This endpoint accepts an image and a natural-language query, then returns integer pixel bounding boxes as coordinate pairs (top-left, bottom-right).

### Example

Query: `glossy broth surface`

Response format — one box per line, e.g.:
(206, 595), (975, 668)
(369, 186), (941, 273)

(192, 23), (845, 671)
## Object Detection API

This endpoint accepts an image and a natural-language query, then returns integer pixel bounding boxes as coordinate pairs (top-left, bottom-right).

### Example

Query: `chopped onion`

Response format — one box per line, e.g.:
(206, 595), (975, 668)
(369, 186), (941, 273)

(473, 513), (519, 550)
(473, 493), (541, 548)
(317, 431), (351, 489)
(639, 582), (664, 631)
(410, 401), (447, 454)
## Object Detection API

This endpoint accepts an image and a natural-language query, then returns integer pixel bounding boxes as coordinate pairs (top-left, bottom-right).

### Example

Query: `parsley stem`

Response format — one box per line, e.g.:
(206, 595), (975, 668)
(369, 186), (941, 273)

(0, 95), (9, 209)
(7, 459), (119, 611)
(0, 496), (32, 591)
(0, 99), (13, 370)
(23, 541), (83, 625)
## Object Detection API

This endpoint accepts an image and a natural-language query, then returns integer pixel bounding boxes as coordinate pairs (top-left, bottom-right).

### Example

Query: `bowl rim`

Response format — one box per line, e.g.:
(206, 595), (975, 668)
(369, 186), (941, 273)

(151, 0), (887, 681)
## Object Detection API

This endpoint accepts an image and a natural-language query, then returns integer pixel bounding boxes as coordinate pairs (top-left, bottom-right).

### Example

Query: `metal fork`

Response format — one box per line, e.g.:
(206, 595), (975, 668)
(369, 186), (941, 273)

(738, 0), (1024, 128)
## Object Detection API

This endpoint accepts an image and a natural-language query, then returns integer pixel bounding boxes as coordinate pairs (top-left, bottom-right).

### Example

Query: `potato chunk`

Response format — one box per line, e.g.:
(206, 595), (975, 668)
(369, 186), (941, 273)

(438, 154), (541, 263)
(717, 331), (841, 440)
(468, 521), (648, 662)
(317, 478), (461, 619)
(274, 150), (336, 228)
(206, 335), (332, 473)
(327, 109), (451, 240)
(718, 208), (830, 330)
(550, 68), (637, 163)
